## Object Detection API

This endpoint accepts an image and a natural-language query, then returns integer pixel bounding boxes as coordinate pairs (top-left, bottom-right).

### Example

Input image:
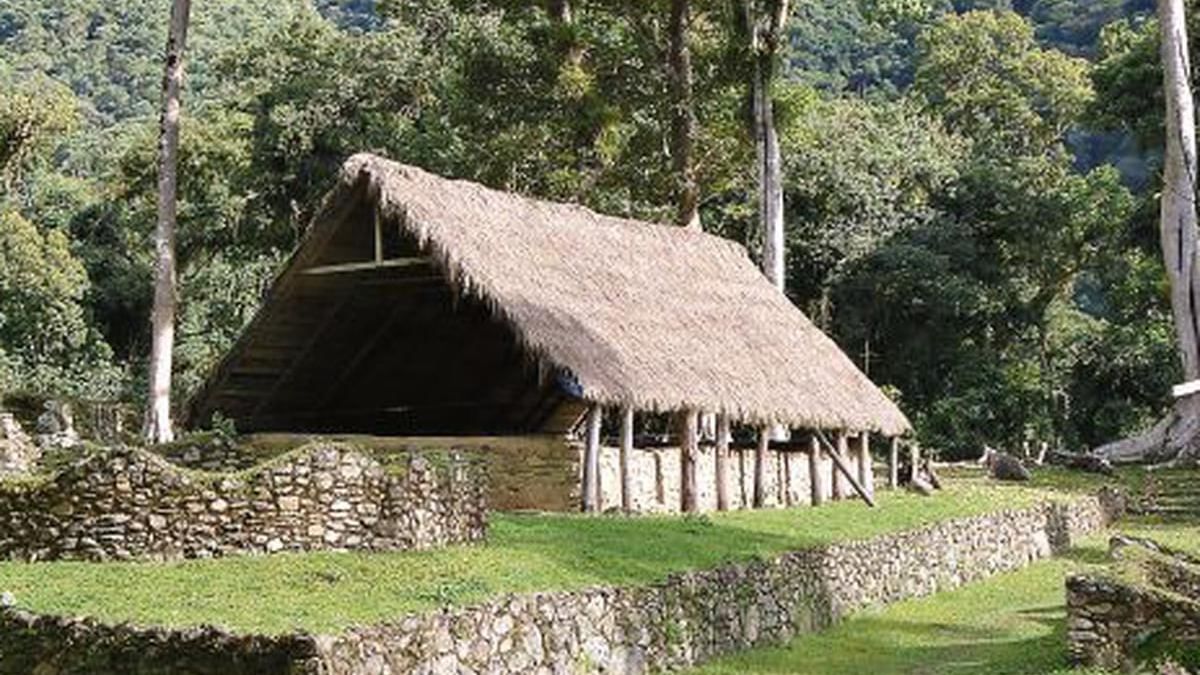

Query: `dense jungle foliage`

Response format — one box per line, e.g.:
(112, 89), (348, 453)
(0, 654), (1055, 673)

(0, 0), (1181, 458)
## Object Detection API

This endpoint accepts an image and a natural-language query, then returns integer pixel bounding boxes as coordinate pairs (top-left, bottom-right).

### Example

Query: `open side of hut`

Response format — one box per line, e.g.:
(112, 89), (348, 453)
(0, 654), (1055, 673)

(188, 153), (912, 512)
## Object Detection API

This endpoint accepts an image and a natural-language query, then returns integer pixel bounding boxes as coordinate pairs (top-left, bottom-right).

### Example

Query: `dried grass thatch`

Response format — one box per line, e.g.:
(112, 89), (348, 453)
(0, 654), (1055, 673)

(194, 154), (911, 436)
(361, 154), (909, 434)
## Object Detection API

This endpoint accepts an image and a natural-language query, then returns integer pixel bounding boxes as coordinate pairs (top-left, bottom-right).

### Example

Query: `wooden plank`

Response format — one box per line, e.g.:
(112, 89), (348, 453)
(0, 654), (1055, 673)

(809, 434), (825, 506)
(816, 430), (876, 508)
(619, 406), (634, 513)
(753, 425), (768, 508)
(715, 414), (731, 511)
(1174, 379), (1200, 398)
(582, 404), (602, 513)
(680, 409), (699, 513)
(300, 257), (427, 276)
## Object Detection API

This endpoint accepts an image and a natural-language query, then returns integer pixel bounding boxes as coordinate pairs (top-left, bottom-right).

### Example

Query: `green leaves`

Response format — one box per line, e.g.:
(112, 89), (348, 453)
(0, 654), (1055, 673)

(913, 10), (1093, 158)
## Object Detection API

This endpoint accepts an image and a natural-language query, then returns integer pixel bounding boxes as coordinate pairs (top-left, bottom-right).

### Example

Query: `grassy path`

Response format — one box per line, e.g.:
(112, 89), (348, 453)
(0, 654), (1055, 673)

(689, 518), (1199, 675)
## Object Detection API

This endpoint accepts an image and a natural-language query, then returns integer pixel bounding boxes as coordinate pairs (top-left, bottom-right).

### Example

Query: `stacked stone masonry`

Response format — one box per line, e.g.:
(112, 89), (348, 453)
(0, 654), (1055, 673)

(0, 492), (1120, 674)
(1067, 540), (1200, 671)
(0, 443), (487, 561)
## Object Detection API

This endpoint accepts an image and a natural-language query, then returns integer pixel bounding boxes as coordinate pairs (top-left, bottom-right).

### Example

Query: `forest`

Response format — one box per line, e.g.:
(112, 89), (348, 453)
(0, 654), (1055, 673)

(0, 0), (1179, 459)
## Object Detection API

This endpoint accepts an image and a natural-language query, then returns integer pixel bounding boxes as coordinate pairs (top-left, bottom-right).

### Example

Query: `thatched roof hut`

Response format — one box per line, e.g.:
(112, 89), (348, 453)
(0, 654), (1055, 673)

(189, 154), (910, 439)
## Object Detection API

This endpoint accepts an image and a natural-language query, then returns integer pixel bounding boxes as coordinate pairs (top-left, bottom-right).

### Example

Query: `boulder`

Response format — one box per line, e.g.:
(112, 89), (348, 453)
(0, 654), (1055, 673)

(980, 446), (1031, 482)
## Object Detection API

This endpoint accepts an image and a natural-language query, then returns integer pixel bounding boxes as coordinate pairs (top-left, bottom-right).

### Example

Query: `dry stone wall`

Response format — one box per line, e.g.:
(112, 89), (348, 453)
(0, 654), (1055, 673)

(0, 443), (486, 561)
(0, 492), (1120, 674)
(1067, 541), (1200, 671)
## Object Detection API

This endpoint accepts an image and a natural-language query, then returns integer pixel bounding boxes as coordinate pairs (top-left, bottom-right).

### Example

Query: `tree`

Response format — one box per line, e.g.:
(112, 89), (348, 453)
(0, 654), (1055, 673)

(146, 0), (192, 444)
(738, 0), (789, 291)
(1096, 0), (1200, 465)
(913, 10), (1093, 159)
(669, 0), (701, 230)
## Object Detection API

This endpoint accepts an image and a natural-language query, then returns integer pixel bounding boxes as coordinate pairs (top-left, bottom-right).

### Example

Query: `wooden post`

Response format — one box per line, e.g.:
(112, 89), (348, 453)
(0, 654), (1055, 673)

(816, 431), (876, 508)
(715, 414), (731, 511)
(738, 447), (748, 507)
(753, 425), (769, 508)
(619, 405), (634, 513)
(857, 431), (872, 499)
(582, 404), (603, 513)
(680, 409), (699, 513)
(910, 440), (920, 480)
(888, 436), (900, 489)
(782, 448), (792, 506)
(809, 434), (825, 506)
(831, 431), (848, 499)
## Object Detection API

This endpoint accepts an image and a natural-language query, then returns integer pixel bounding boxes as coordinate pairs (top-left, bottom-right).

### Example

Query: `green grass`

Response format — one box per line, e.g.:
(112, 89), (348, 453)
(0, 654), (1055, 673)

(0, 482), (1060, 635)
(689, 518), (1200, 675)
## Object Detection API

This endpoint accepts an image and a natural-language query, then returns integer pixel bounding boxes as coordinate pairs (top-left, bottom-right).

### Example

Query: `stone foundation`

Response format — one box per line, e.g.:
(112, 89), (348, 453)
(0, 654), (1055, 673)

(0, 493), (1119, 674)
(0, 442), (487, 561)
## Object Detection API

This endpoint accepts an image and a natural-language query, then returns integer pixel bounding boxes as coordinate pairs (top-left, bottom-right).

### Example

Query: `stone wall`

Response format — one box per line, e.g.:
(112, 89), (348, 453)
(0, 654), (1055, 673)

(0, 493), (1120, 674)
(1067, 541), (1200, 670)
(0, 443), (487, 561)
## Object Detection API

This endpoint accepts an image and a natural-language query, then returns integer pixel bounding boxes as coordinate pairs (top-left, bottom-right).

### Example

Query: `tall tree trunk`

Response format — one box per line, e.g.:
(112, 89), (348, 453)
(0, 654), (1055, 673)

(1096, 0), (1200, 465)
(668, 0), (701, 230)
(145, 0), (191, 444)
(746, 0), (788, 291)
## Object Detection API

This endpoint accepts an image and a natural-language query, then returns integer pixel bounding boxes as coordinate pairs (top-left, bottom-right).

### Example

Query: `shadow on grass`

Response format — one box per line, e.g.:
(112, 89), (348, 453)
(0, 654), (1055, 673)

(694, 609), (1071, 675)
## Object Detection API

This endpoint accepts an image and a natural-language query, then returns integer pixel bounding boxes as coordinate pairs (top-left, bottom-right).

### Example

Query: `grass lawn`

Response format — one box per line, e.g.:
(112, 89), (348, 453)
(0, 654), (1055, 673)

(0, 479), (1077, 635)
(689, 517), (1200, 675)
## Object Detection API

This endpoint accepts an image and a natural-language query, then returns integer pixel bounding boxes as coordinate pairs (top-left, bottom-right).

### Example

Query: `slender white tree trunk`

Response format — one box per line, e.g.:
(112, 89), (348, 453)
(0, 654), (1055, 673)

(1096, 0), (1200, 465)
(145, 0), (191, 444)
(747, 0), (788, 291)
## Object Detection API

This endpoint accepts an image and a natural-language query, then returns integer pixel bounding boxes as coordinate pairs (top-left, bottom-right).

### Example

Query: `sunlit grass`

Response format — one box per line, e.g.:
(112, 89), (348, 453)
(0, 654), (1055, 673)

(689, 518), (1199, 675)
(0, 481), (1062, 634)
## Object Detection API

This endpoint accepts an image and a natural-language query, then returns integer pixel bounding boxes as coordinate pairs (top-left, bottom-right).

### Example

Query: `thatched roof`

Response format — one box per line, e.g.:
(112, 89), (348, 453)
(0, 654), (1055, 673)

(189, 154), (910, 437)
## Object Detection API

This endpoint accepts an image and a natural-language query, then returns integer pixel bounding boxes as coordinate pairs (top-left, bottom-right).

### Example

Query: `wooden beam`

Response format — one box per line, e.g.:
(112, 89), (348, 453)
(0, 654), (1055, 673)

(619, 405), (634, 513)
(300, 257), (428, 276)
(781, 447), (792, 506)
(582, 404), (603, 513)
(832, 431), (849, 500)
(857, 431), (873, 499)
(809, 434), (825, 506)
(753, 425), (768, 508)
(889, 436), (900, 489)
(680, 409), (699, 513)
(910, 440), (921, 478)
(816, 430), (876, 508)
(373, 204), (383, 263)
(715, 414), (731, 511)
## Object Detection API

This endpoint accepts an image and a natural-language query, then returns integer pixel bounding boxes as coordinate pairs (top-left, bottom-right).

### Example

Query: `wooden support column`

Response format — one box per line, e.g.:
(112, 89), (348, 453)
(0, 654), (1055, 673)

(809, 434), (825, 506)
(816, 430), (876, 508)
(680, 409), (700, 513)
(619, 405), (634, 513)
(582, 404), (602, 513)
(857, 431), (873, 499)
(909, 440), (921, 478)
(888, 436), (900, 489)
(715, 414), (731, 511)
(782, 448), (792, 506)
(831, 431), (849, 499)
(753, 425), (769, 508)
